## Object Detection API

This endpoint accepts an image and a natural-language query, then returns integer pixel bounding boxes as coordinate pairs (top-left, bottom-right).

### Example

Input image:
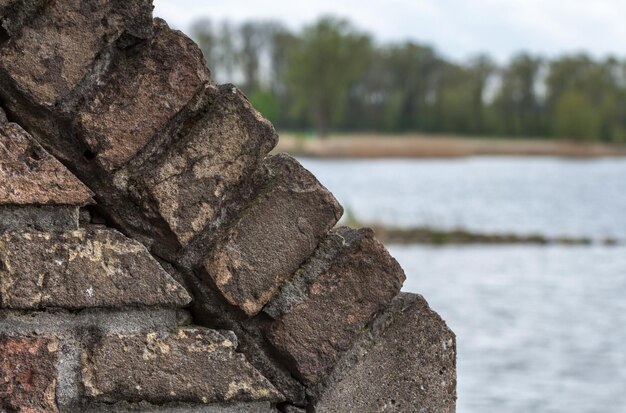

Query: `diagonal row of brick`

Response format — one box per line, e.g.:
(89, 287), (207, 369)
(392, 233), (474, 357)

(0, 1), (456, 412)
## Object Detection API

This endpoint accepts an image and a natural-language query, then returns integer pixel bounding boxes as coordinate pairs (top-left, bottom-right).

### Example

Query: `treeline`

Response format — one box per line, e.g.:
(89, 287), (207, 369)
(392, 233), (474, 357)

(191, 17), (626, 142)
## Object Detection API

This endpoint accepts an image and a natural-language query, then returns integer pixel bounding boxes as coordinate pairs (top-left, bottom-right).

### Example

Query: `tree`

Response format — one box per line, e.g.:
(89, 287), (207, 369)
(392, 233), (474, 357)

(434, 62), (474, 134)
(546, 54), (624, 141)
(238, 21), (284, 94)
(189, 16), (626, 143)
(467, 55), (496, 134)
(283, 17), (371, 137)
(383, 42), (439, 131)
(553, 90), (601, 141)
(190, 19), (216, 75)
(491, 53), (544, 136)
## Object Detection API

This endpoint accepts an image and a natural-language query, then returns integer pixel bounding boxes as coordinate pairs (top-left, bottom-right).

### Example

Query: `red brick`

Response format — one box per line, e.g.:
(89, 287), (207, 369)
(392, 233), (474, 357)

(0, 336), (59, 412)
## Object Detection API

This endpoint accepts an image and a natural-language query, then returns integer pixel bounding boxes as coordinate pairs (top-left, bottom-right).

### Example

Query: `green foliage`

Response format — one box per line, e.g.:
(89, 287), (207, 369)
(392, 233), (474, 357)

(249, 88), (280, 123)
(553, 90), (601, 141)
(343, 205), (360, 228)
(491, 54), (544, 137)
(283, 17), (371, 137)
(611, 126), (626, 143)
(191, 16), (626, 143)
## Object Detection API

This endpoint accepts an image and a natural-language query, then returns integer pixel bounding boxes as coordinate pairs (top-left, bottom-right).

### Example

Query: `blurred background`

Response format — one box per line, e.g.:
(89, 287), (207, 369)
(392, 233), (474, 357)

(155, 1), (626, 412)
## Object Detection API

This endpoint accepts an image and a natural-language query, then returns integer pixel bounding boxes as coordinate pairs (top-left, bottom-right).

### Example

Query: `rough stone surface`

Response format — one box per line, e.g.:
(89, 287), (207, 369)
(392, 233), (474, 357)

(0, 335), (59, 412)
(263, 230), (347, 320)
(0, 308), (184, 336)
(232, 323), (307, 406)
(0, 0), (153, 107)
(0, 229), (191, 309)
(0, 106), (6, 123)
(0, 1), (456, 411)
(202, 154), (342, 316)
(83, 401), (277, 413)
(0, 0), (47, 39)
(129, 83), (278, 248)
(0, 308), (191, 411)
(0, 123), (93, 205)
(0, 205), (79, 232)
(75, 19), (210, 172)
(82, 328), (284, 404)
(281, 406), (306, 413)
(267, 227), (405, 384)
(312, 293), (457, 413)
(185, 273), (307, 406)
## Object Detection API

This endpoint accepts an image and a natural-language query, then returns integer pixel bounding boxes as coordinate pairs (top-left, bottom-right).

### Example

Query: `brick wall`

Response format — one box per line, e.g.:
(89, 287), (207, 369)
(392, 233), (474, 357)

(0, 2), (456, 411)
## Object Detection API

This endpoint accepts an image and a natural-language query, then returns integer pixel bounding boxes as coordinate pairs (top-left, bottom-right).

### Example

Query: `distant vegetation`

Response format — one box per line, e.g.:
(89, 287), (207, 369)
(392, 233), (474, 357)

(342, 208), (619, 246)
(191, 16), (626, 142)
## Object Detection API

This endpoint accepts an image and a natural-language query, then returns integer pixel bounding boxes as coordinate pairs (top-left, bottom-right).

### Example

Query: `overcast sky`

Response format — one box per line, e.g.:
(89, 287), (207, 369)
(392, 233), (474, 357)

(153, 0), (626, 63)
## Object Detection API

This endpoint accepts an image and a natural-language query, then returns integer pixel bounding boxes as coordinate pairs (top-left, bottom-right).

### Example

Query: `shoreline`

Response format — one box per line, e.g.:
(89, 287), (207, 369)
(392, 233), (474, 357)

(275, 133), (626, 159)
(350, 224), (619, 246)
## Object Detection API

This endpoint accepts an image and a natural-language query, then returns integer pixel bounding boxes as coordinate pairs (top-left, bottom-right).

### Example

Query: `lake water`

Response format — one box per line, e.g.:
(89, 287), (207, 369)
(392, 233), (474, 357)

(300, 157), (626, 413)
(301, 157), (626, 241)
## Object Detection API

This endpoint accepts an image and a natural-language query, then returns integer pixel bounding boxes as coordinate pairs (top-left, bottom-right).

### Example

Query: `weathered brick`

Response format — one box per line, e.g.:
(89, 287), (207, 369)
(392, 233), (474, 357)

(0, 123), (93, 206)
(0, 0), (153, 107)
(201, 154), (342, 316)
(0, 3), (457, 412)
(313, 293), (457, 413)
(0, 0), (47, 39)
(266, 227), (404, 384)
(0, 205), (80, 233)
(75, 19), (210, 172)
(187, 274), (307, 405)
(0, 335), (59, 412)
(129, 84), (278, 248)
(82, 328), (284, 404)
(83, 401), (278, 413)
(263, 230), (348, 320)
(0, 229), (191, 309)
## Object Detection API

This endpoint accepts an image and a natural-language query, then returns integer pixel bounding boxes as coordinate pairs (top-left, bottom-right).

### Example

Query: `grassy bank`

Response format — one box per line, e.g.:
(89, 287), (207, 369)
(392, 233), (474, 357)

(341, 212), (618, 246)
(363, 224), (618, 246)
(275, 133), (626, 158)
